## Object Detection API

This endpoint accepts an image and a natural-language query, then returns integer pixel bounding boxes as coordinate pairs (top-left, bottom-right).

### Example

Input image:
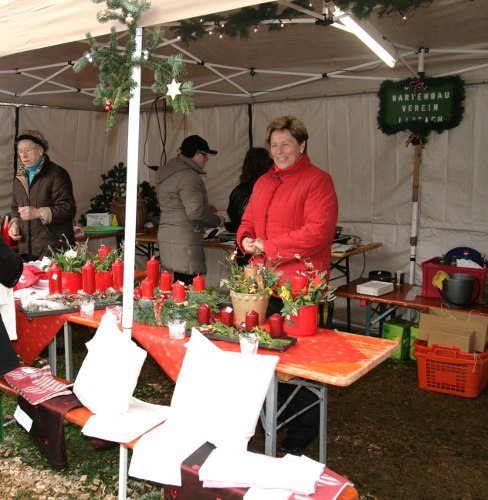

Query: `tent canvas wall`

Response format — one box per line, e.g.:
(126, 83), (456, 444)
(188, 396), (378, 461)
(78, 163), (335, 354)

(1, 0), (487, 329)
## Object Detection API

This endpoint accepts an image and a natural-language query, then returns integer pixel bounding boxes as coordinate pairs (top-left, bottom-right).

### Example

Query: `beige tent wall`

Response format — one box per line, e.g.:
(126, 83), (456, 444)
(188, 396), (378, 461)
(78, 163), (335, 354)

(1, 84), (486, 328)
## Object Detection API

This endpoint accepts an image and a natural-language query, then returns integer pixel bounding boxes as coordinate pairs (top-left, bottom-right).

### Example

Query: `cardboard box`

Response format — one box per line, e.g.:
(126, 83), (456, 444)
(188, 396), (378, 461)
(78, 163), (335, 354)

(382, 319), (410, 361)
(419, 309), (488, 352)
(356, 280), (394, 296)
(86, 213), (115, 226)
(421, 257), (486, 304)
(427, 326), (475, 353)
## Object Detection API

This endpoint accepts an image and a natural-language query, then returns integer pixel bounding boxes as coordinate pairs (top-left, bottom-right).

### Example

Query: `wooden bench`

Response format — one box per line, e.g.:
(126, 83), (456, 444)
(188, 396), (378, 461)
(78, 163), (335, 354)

(0, 375), (136, 499)
(1, 377), (359, 500)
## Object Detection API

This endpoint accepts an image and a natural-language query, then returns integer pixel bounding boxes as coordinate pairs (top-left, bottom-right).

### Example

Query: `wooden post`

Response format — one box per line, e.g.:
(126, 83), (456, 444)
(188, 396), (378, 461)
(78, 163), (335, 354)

(409, 144), (423, 284)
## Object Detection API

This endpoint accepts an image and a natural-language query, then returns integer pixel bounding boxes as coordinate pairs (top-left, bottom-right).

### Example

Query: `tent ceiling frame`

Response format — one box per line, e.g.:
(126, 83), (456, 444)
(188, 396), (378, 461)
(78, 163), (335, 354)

(1, 2), (487, 110)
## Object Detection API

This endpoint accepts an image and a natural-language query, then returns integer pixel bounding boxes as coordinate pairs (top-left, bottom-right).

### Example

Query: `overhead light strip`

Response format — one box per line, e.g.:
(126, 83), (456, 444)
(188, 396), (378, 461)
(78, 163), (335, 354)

(333, 8), (397, 68)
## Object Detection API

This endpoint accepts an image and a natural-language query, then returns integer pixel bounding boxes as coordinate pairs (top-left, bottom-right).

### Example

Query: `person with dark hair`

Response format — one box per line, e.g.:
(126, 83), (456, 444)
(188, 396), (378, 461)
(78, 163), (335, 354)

(237, 115), (339, 455)
(156, 135), (225, 285)
(0, 236), (23, 377)
(8, 130), (76, 262)
(226, 147), (273, 234)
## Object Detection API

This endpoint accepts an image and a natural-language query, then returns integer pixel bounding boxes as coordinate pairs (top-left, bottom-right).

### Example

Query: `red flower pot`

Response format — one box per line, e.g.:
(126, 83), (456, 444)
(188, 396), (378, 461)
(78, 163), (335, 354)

(61, 271), (83, 295)
(284, 304), (319, 337)
(95, 270), (113, 291)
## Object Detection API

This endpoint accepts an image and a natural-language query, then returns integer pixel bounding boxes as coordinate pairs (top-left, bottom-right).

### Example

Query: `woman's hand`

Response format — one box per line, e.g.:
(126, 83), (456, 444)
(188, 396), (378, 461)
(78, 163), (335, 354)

(8, 221), (22, 241)
(242, 236), (265, 255)
(18, 206), (42, 221)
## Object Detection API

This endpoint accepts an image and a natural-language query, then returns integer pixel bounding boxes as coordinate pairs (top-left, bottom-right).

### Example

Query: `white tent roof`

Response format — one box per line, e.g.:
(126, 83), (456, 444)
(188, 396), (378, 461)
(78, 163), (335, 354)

(1, 0), (487, 111)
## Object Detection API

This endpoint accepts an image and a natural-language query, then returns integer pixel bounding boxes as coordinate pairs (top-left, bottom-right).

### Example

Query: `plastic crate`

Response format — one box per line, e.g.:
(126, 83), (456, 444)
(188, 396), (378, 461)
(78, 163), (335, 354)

(413, 340), (488, 398)
(421, 257), (486, 304)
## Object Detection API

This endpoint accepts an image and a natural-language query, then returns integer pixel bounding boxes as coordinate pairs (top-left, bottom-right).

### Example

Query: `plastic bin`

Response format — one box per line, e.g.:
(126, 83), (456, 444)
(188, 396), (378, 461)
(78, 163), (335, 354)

(413, 340), (488, 398)
(421, 257), (486, 304)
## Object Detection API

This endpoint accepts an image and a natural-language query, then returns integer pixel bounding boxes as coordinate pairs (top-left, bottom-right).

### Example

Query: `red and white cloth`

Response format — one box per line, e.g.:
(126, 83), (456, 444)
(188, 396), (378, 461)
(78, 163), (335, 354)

(4, 365), (73, 405)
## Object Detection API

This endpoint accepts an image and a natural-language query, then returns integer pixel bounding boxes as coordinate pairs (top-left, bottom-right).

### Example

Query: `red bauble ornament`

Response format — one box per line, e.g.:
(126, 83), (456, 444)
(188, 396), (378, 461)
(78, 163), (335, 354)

(105, 101), (112, 111)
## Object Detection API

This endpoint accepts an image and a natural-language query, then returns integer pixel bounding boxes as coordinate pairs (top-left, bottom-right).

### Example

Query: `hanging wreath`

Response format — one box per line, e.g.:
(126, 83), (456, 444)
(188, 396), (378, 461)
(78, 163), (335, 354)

(73, 0), (193, 129)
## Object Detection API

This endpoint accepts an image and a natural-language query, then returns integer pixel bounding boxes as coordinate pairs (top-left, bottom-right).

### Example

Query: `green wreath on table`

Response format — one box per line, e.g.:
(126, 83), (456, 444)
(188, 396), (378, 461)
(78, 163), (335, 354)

(73, 0), (193, 129)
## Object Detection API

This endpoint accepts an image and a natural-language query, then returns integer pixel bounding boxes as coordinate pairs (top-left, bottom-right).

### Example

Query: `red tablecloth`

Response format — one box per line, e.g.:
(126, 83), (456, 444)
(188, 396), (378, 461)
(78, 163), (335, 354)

(13, 303), (72, 365)
(68, 311), (397, 387)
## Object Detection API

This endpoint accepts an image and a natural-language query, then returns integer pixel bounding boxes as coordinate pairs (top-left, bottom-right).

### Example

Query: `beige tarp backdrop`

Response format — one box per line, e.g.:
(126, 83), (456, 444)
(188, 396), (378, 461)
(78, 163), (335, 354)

(1, 0), (487, 328)
(1, 83), (487, 328)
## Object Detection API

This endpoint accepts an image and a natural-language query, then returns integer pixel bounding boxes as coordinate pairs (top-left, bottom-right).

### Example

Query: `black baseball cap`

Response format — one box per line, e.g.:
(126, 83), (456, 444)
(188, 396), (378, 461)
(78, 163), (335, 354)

(180, 135), (217, 158)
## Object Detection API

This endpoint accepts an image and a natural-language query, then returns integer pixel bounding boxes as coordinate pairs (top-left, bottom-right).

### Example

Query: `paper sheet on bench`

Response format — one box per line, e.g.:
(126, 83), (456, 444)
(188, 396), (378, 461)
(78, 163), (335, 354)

(199, 450), (324, 495)
(129, 420), (207, 486)
(81, 397), (170, 443)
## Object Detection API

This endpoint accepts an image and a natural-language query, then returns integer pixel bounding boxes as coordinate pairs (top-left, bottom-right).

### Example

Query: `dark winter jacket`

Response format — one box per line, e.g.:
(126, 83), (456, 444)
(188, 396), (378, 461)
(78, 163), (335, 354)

(156, 154), (221, 275)
(226, 181), (253, 233)
(238, 154), (338, 282)
(0, 237), (23, 376)
(11, 154), (76, 258)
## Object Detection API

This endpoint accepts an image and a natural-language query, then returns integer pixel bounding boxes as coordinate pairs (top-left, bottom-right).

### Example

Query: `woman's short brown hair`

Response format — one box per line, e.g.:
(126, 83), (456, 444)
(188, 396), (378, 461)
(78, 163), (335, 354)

(265, 115), (309, 148)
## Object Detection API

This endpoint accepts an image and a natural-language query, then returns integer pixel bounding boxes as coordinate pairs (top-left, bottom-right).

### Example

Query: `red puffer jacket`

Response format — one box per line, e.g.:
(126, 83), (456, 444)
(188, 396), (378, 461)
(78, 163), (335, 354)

(238, 154), (338, 282)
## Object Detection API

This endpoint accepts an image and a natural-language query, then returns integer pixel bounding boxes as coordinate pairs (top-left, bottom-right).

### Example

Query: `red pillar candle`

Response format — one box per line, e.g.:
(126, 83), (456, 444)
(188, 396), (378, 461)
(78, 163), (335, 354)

(291, 273), (308, 297)
(98, 244), (111, 261)
(193, 274), (205, 292)
(245, 310), (259, 331)
(269, 313), (284, 337)
(160, 270), (172, 291)
(112, 258), (124, 290)
(141, 277), (154, 299)
(198, 303), (211, 324)
(146, 256), (160, 288)
(48, 263), (63, 294)
(82, 261), (96, 295)
(172, 281), (186, 303)
(220, 306), (234, 326)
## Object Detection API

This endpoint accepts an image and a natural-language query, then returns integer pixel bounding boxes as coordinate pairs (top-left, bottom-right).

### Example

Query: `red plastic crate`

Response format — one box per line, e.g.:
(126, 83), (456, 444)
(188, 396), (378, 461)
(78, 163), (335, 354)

(421, 257), (487, 304)
(413, 340), (488, 398)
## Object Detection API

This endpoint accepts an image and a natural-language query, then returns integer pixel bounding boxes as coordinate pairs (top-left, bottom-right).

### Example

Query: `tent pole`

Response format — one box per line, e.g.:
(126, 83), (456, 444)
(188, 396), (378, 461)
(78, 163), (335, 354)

(121, 27), (142, 342)
(409, 144), (422, 285)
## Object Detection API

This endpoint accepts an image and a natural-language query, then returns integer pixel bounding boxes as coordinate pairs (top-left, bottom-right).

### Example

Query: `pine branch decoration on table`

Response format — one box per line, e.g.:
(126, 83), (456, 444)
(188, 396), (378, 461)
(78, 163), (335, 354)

(73, 0), (193, 129)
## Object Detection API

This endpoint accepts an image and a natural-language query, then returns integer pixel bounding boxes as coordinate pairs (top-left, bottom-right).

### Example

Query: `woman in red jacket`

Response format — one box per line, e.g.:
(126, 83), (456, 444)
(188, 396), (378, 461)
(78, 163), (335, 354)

(237, 115), (339, 455)
(238, 115), (338, 289)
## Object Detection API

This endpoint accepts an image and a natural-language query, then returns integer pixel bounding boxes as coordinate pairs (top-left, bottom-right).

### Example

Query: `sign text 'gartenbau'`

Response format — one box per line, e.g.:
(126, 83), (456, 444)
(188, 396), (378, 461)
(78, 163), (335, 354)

(377, 76), (465, 136)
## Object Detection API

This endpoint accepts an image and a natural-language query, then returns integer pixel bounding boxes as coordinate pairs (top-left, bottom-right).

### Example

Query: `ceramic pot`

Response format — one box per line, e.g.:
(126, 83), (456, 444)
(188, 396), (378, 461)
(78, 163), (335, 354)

(95, 270), (113, 291)
(284, 303), (319, 336)
(230, 290), (270, 325)
(440, 273), (480, 308)
(61, 271), (83, 295)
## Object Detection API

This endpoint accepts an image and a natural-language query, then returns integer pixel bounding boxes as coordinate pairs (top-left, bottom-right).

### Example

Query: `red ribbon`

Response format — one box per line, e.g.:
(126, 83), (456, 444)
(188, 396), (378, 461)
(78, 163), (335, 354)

(409, 78), (427, 98)
(405, 132), (426, 148)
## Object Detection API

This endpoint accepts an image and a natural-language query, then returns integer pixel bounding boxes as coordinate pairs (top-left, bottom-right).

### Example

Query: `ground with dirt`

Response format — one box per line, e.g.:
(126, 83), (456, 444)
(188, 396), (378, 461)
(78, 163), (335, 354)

(1, 326), (488, 499)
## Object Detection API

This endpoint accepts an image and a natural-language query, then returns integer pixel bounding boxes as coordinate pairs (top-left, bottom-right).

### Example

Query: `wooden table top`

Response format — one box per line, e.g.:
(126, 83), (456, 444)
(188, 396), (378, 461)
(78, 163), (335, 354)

(67, 311), (398, 387)
(331, 242), (382, 259)
(335, 277), (488, 315)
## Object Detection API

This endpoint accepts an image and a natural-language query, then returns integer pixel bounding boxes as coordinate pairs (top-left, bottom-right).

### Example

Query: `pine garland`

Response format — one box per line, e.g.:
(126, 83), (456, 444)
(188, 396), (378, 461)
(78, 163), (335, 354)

(334, 0), (432, 18)
(73, 0), (193, 129)
(171, 0), (313, 45)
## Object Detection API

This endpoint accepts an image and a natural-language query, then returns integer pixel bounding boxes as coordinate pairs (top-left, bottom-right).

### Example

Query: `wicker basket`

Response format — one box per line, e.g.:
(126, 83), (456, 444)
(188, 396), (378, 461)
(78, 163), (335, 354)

(111, 196), (147, 228)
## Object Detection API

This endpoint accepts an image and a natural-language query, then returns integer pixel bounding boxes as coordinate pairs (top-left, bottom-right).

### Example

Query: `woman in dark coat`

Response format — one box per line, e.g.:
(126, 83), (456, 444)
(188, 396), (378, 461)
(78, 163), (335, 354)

(226, 148), (272, 265)
(8, 130), (76, 261)
(0, 237), (23, 377)
(226, 147), (273, 233)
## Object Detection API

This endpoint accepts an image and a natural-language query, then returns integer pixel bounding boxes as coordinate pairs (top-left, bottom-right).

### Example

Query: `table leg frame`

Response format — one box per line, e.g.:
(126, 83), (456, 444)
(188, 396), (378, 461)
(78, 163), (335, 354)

(264, 375), (328, 463)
